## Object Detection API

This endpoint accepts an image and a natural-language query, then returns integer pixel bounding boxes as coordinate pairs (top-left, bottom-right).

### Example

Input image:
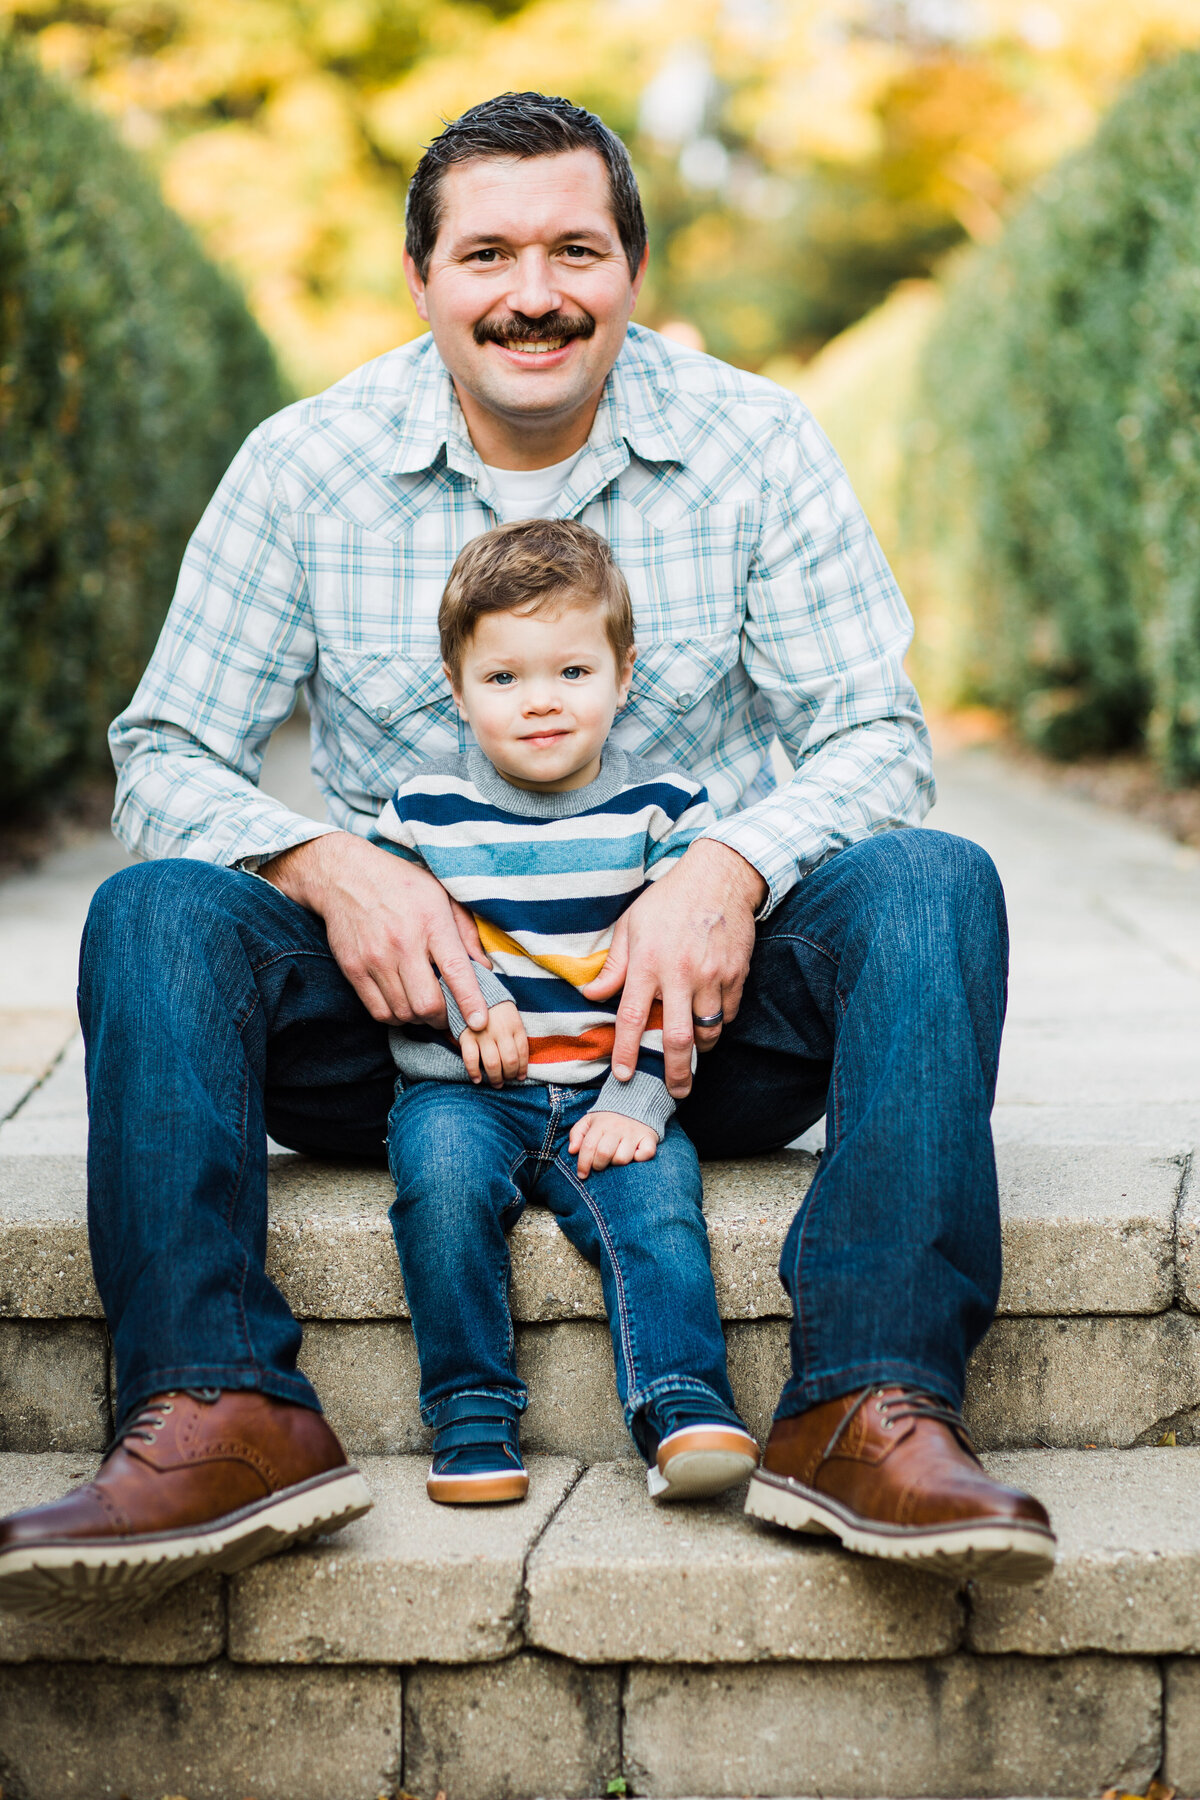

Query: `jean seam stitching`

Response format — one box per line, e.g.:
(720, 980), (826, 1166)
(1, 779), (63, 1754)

(554, 1153), (639, 1400)
(759, 928), (840, 966)
(534, 1091), (560, 1163)
(792, 982), (846, 1389)
(228, 1055), (258, 1371)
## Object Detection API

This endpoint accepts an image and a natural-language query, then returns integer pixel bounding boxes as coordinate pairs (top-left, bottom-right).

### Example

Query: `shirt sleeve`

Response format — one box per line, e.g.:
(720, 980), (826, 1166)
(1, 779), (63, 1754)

(374, 790), (426, 864)
(590, 1067), (675, 1141)
(441, 966), (516, 1040)
(644, 786), (719, 881)
(109, 431), (338, 868)
(700, 405), (935, 916)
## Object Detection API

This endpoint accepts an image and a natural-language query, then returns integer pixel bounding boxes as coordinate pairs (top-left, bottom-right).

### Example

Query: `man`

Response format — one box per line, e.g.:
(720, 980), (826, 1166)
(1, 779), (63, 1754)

(0, 91), (1054, 1614)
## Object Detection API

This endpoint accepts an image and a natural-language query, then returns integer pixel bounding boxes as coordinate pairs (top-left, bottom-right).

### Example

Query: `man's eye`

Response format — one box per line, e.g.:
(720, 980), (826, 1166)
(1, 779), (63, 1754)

(470, 248), (502, 264)
(561, 245), (594, 259)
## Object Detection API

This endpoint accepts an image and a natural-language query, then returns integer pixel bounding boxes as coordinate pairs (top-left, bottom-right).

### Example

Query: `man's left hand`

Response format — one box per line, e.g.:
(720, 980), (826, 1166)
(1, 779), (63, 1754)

(580, 839), (768, 1099)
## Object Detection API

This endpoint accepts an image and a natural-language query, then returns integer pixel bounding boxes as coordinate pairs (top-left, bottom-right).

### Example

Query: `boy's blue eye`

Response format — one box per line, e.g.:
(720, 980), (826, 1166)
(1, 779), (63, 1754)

(562, 666), (585, 680)
(489, 671), (516, 686)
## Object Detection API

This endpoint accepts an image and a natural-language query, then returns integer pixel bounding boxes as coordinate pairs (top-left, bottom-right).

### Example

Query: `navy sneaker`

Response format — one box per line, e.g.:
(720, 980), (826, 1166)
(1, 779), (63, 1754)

(644, 1395), (758, 1502)
(426, 1407), (528, 1505)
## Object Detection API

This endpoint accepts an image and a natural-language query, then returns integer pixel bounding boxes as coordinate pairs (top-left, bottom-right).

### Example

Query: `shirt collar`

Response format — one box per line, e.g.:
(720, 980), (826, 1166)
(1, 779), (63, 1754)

(388, 328), (684, 497)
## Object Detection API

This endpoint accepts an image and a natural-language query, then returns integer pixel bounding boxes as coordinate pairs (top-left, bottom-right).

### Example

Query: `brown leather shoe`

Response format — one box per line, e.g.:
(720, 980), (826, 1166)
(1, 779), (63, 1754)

(745, 1386), (1056, 1584)
(0, 1388), (371, 1622)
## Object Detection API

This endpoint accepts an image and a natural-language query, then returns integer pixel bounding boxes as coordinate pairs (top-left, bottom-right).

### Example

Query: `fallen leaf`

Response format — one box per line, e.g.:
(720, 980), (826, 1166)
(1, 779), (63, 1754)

(1101, 1785), (1175, 1800)
(1157, 1431), (1177, 1447)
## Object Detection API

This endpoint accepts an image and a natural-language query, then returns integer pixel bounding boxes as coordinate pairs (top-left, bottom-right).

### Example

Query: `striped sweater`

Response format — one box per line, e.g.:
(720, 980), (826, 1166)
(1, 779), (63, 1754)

(376, 746), (716, 1137)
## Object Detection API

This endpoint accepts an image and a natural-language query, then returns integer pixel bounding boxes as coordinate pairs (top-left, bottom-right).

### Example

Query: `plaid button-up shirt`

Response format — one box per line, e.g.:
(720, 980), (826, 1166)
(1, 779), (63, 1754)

(111, 324), (933, 914)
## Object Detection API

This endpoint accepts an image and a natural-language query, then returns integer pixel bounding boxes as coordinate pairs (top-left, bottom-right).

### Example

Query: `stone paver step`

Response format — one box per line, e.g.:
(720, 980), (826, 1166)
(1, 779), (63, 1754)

(1, 1144), (1195, 1461)
(0, 1141), (1186, 1322)
(0, 1447), (1197, 1798)
(2, 1445), (1197, 1666)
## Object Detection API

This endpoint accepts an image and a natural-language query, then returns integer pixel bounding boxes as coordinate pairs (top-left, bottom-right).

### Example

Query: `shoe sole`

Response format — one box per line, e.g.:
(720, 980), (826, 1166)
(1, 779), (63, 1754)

(426, 1469), (529, 1505)
(744, 1468), (1057, 1584)
(0, 1467), (373, 1624)
(648, 1428), (759, 1501)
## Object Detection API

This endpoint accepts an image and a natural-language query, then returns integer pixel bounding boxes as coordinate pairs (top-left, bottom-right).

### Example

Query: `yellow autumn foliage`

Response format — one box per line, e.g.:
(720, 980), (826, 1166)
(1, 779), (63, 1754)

(4, 1), (1200, 393)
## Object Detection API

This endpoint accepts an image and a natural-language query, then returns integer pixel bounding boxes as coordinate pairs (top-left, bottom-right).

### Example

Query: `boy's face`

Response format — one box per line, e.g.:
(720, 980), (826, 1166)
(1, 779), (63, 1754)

(448, 599), (635, 792)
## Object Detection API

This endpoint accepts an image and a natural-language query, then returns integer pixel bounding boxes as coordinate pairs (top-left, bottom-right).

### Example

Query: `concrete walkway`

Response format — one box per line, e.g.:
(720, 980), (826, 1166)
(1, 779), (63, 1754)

(3, 722), (1199, 1155)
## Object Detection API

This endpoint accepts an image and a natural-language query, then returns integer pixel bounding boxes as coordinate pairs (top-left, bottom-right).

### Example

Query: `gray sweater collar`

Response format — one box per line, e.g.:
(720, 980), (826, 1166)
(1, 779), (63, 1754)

(467, 746), (629, 819)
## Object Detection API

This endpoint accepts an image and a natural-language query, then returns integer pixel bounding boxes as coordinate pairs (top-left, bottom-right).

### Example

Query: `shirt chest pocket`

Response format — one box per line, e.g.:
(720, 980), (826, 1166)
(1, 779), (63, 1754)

(627, 632), (741, 716)
(313, 645), (463, 794)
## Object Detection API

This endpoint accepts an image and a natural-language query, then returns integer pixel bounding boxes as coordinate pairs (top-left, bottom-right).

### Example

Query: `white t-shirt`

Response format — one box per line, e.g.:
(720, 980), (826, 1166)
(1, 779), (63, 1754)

(481, 450), (584, 523)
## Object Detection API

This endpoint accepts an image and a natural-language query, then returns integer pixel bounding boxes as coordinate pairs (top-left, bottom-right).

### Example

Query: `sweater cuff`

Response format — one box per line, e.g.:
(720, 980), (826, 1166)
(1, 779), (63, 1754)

(442, 965), (515, 1040)
(590, 1071), (676, 1142)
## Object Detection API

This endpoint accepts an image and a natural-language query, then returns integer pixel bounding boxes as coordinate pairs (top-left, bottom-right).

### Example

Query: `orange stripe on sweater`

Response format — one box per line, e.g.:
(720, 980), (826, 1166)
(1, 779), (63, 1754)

(524, 1002), (663, 1066)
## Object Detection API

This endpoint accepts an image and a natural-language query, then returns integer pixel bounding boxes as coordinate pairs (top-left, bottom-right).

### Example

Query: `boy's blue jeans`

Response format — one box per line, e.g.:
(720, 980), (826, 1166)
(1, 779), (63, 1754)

(78, 827), (1007, 1431)
(386, 1080), (738, 1451)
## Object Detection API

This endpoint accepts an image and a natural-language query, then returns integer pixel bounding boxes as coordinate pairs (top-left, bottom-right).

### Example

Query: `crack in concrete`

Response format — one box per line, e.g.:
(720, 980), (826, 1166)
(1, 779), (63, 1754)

(0, 1027), (77, 1128)
(512, 1458), (586, 1651)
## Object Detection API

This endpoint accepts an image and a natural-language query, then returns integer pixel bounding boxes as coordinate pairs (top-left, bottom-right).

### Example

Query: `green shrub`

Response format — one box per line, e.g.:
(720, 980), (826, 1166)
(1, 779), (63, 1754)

(0, 39), (288, 811)
(909, 49), (1200, 775)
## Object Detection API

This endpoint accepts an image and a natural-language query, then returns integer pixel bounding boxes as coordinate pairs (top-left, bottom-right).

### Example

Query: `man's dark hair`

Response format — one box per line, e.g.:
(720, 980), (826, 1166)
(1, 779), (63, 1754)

(406, 92), (647, 282)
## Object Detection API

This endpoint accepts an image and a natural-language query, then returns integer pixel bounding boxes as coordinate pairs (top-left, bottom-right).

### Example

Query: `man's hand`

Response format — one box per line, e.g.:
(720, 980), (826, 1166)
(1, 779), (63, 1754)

(568, 1110), (658, 1179)
(580, 839), (767, 1100)
(459, 1001), (528, 1088)
(260, 832), (490, 1031)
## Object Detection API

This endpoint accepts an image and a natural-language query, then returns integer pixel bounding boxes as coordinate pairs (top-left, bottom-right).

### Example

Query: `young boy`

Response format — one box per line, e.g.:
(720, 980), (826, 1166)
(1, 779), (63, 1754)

(376, 519), (757, 1506)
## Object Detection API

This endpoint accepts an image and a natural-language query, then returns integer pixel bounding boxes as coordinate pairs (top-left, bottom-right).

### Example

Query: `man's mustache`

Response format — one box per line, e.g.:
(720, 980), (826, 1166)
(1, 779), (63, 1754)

(473, 310), (596, 348)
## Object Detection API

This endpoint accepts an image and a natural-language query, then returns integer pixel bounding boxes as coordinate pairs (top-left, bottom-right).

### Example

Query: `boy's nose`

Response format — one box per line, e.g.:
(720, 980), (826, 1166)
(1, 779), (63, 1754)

(523, 691), (562, 715)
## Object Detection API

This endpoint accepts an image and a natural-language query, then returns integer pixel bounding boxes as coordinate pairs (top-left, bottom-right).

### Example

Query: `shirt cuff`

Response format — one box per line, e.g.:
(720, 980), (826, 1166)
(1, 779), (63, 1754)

(590, 1070), (675, 1142)
(233, 822), (340, 875)
(442, 965), (515, 1039)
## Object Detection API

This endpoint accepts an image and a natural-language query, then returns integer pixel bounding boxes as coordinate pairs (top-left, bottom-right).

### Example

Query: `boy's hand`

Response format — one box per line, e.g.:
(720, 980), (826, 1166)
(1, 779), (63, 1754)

(568, 1110), (658, 1179)
(460, 1001), (528, 1088)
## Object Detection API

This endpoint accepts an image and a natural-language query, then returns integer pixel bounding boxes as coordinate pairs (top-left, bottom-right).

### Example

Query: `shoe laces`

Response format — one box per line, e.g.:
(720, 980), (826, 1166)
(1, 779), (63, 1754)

(109, 1387), (222, 1451)
(824, 1385), (975, 1461)
(656, 1395), (744, 1438)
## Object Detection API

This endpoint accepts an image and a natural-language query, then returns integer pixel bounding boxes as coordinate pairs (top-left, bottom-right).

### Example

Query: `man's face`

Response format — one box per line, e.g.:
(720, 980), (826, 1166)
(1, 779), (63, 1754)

(404, 149), (646, 436)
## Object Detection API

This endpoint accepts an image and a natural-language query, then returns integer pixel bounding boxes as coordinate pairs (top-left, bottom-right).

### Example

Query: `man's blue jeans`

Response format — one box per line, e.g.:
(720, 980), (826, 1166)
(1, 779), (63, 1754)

(79, 827), (1006, 1430)
(387, 1079), (738, 1453)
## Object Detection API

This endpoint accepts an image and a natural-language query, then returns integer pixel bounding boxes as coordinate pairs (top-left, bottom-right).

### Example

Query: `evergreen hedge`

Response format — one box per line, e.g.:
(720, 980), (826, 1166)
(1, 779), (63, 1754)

(910, 50), (1200, 776)
(0, 40), (288, 811)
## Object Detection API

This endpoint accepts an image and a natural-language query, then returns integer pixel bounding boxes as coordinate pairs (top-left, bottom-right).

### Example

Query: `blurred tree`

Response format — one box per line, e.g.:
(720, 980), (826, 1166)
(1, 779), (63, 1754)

(908, 48), (1200, 778)
(3, 1), (1199, 389)
(0, 38), (286, 808)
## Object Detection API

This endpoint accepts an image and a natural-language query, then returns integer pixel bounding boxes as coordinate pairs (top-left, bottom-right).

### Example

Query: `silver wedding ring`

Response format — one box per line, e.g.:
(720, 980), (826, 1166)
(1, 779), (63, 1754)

(692, 1010), (724, 1028)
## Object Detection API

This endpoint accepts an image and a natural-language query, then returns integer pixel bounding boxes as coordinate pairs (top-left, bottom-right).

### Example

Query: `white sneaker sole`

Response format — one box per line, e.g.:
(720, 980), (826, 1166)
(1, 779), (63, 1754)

(745, 1468), (1056, 1585)
(647, 1427), (759, 1501)
(0, 1467), (373, 1624)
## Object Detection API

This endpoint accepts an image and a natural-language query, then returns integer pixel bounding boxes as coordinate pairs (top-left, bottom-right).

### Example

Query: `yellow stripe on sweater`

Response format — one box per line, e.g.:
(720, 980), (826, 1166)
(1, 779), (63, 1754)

(475, 915), (609, 989)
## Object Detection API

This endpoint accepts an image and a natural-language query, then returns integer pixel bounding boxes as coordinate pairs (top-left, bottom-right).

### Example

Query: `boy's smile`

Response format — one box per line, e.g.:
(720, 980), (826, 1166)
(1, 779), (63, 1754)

(449, 601), (635, 793)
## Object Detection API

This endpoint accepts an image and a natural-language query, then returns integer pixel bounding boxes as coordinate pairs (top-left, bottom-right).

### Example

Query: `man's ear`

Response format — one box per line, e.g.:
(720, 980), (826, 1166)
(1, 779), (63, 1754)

(616, 645), (636, 709)
(629, 243), (650, 311)
(444, 663), (468, 719)
(404, 249), (431, 324)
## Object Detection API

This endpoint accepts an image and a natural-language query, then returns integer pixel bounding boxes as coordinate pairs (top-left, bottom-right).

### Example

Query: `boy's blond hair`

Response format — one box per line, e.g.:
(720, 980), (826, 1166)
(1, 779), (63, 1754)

(439, 518), (635, 683)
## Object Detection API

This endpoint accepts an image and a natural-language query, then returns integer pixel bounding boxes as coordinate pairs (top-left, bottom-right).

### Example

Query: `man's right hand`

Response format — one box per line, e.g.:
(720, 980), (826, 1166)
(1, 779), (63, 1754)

(260, 832), (490, 1031)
